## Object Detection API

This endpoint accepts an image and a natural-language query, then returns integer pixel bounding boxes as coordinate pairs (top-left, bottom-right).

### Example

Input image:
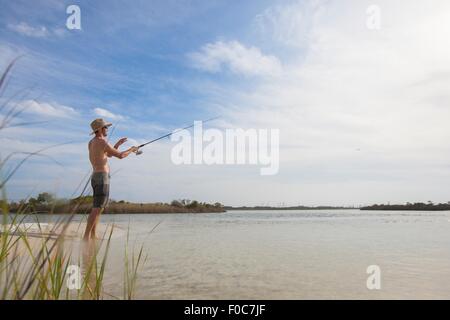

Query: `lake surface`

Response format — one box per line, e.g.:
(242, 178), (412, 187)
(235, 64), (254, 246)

(29, 210), (450, 299)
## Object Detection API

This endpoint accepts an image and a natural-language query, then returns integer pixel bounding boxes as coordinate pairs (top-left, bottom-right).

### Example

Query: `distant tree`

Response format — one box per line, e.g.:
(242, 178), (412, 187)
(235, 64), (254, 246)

(28, 197), (39, 206)
(36, 192), (54, 205)
(181, 199), (191, 206)
(71, 195), (93, 204)
(186, 200), (199, 209)
(171, 200), (183, 208)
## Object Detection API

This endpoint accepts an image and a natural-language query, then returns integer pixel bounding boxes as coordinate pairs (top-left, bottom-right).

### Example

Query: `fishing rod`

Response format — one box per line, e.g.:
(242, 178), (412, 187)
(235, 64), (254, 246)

(135, 116), (219, 155)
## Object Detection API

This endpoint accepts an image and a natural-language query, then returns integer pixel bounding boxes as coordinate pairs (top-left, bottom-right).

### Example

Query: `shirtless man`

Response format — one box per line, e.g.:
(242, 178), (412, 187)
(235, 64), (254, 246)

(83, 118), (138, 240)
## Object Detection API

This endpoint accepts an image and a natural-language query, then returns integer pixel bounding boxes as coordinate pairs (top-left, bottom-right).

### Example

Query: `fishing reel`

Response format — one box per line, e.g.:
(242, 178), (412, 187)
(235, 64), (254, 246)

(135, 148), (143, 156)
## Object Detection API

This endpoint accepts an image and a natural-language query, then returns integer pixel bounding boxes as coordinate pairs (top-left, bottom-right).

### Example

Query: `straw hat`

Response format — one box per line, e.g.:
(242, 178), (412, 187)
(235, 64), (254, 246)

(90, 118), (112, 135)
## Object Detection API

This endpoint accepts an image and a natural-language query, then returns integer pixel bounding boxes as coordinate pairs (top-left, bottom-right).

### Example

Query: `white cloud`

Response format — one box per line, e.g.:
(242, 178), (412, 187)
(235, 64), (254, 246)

(189, 40), (282, 77)
(183, 0), (450, 205)
(53, 28), (67, 37)
(253, 0), (323, 48)
(93, 107), (125, 121)
(19, 100), (77, 118)
(7, 22), (68, 38)
(8, 22), (49, 38)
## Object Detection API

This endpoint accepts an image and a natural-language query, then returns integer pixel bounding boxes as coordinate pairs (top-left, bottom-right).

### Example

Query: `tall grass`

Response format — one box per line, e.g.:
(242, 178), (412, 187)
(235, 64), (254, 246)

(0, 59), (147, 300)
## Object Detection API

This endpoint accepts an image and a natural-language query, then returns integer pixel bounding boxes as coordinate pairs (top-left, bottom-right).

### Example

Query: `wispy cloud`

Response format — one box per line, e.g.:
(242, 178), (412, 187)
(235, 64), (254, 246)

(19, 100), (78, 118)
(93, 107), (125, 121)
(8, 22), (49, 38)
(188, 40), (282, 77)
(252, 0), (323, 48)
(7, 21), (68, 39)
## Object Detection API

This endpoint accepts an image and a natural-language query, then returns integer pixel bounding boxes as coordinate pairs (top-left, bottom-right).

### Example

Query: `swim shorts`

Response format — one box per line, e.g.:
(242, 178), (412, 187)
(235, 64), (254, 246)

(91, 172), (110, 208)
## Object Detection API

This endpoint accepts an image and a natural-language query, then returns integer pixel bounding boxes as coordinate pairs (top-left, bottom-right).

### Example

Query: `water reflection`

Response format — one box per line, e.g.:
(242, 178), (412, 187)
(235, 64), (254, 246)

(81, 239), (100, 299)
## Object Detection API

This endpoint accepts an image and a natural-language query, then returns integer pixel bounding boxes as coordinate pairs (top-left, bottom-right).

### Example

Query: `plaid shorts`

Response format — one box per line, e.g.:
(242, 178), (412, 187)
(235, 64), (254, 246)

(91, 172), (110, 208)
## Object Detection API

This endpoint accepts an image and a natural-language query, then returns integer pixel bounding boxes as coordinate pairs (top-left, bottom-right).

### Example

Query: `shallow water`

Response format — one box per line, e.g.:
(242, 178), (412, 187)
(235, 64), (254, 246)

(25, 210), (450, 299)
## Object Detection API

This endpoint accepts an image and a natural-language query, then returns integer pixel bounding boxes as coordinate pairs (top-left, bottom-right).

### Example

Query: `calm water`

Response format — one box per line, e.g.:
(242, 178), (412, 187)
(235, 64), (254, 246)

(32, 210), (450, 299)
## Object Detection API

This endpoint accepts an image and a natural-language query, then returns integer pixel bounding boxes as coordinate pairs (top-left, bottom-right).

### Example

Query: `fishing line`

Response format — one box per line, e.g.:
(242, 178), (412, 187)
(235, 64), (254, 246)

(135, 116), (219, 155)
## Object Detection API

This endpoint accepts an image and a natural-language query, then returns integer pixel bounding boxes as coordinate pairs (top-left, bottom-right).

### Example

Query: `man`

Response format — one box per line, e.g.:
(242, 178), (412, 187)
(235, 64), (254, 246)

(83, 118), (138, 240)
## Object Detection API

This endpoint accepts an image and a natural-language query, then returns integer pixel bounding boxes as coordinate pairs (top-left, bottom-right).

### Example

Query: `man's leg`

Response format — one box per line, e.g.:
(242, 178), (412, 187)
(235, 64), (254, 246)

(86, 172), (109, 240)
(83, 207), (101, 240)
(90, 207), (104, 239)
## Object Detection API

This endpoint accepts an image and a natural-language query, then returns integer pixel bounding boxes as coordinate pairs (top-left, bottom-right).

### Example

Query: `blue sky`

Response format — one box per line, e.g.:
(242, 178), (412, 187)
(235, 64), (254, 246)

(1, 0), (450, 206)
(0, 1), (266, 125)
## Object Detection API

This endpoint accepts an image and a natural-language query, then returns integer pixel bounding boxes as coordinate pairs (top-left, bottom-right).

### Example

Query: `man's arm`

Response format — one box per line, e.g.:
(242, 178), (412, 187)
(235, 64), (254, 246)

(107, 138), (128, 158)
(104, 141), (137, 159)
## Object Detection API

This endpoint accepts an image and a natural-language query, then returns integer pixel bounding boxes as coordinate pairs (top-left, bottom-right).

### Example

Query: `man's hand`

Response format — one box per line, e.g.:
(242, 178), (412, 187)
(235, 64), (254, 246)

(115, 137), (128, 148)
(105, 143), (139, 159)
